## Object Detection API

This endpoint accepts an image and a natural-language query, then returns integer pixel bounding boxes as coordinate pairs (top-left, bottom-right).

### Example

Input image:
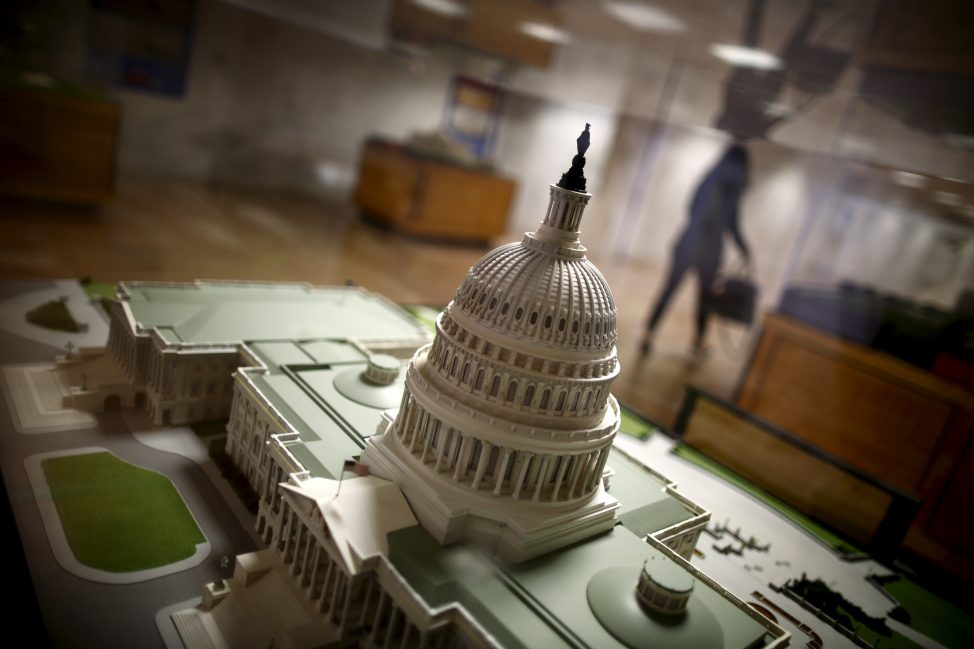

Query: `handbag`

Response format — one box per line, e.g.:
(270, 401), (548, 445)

(705, 269), (758, 325)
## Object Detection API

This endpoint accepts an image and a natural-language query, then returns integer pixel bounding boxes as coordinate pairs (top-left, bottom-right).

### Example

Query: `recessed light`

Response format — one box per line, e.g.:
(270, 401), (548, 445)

(709, 44), (782, 70)
(891, 170), (926, 188)
(603, 2), (685, 33)
(518, 21), (572, 44)
(411, 0), (467, 18)
(935, 190), (962, 206)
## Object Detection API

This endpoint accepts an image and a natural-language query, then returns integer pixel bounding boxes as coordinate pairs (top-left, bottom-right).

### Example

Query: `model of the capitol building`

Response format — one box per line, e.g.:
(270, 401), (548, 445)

(363, 126), (622, 562)
(90, 126), (787, 647)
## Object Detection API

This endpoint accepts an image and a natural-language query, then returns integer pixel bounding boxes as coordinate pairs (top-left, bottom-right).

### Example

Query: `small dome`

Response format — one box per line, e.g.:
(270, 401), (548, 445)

(333, 356), (405, 409)
(451, 239), (617, 352)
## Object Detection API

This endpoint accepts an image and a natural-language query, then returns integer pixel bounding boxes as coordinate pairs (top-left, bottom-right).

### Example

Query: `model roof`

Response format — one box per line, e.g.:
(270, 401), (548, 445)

(387, 518), (771, 649)
(119, 281), (427, 344)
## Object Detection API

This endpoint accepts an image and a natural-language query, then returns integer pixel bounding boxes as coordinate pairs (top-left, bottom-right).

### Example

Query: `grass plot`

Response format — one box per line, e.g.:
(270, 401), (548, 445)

(42, 452), (205, 572)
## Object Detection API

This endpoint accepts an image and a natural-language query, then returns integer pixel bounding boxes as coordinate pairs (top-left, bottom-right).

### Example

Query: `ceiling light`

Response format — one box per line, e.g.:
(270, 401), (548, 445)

(518, 21), (572, 44)
(891, 170), (926, 188)
(709, 44), (782, 70)
(935, 190), (962, 206)
(603, 2), (685, 33)
(411, 0), (467, 18)
(763, 102), (793, 118)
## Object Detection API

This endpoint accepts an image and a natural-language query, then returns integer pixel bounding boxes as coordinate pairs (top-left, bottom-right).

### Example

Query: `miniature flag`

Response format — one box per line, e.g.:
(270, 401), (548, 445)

(342, 459), (370, 477)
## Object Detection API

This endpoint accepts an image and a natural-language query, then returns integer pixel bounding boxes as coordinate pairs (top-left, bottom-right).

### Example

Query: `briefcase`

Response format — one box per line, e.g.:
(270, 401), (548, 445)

(706, 274), (758, 325)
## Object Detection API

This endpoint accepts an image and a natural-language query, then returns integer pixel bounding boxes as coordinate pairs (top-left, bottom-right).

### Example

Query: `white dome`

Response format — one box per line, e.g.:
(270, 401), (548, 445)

(452, 237), (617, 353)
(364, 177), (623, 563)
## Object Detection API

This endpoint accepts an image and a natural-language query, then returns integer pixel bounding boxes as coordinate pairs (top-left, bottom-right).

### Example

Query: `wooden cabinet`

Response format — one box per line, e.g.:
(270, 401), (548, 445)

(0, 82), (119, 204)
(354, 140), (515, 243)
(737, 313), (974, 579)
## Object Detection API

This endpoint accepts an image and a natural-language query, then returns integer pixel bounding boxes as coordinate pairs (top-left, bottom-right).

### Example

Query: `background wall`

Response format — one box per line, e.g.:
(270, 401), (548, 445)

(26, 0), (974, 313)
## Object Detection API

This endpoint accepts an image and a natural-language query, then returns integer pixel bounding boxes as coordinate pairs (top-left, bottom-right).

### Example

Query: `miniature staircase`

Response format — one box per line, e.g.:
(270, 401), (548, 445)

(171, 610), (218, 649)
(1, 364), (96, 433)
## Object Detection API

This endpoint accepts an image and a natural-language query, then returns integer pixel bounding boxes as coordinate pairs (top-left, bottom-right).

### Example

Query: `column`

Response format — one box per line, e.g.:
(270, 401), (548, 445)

(319, 560), (335, 611)
(566, 453), (587, 499)
(532, 455), (552, 501)
(590, 448), (610, 492)
(452, 435), (472, 481)
(359, 577), (377, 626)
(512, 452), (533, 499)
(421, 421), (436, 463)
(471, 441), (492, 490)
(493, 448), (513, 496)
(308, 545), (322, 596)
(434, 429), (452, 472)
(551, 454), (571, 501)
(382, 607), (400, 649)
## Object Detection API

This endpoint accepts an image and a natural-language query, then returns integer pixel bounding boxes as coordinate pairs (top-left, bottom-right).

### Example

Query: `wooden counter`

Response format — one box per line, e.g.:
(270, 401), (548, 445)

(737, 313), (974, 579)
(0, 82), (119, 204)
(354, 140), (515, 243)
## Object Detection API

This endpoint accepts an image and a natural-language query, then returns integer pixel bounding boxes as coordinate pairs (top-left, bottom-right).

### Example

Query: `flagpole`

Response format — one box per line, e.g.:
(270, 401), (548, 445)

(335, 469), (345, 498)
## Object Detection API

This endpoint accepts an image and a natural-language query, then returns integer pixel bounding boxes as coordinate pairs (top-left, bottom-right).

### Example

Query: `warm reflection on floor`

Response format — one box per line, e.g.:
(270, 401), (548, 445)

(0, 177), (756, 426)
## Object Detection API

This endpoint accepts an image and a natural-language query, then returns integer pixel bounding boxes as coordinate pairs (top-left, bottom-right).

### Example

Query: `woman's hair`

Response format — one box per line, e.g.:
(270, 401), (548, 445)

(717, 144), (750, 188)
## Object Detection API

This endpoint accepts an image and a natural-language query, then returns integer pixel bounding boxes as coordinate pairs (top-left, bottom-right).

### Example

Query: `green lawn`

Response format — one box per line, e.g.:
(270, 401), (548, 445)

(881, 577), (974, 649)
(619, 407), (656, 440)
(672, 444), (861, 557)
(79, 280), (118, 300)
(42, 452), (205, 572)
(403, 304), (440, 333)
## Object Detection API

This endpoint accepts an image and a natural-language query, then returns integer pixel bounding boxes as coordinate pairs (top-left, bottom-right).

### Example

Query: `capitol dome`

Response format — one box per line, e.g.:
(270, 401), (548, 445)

(363, 127), (622, 563)
(452, 229), (617, 353)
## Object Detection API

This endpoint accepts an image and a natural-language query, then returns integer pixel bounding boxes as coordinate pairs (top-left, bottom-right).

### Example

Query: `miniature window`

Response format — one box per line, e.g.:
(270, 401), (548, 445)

(572, 320), (579, 334)
(540, 389), (550, 409)
(571, 392), (580, 412)
(543, 314), (553, 329)
(515, 306), (524, 320)
(523, 385), (535, 407)
(501, 302), (509, 315)
(506, 381), (517, 402)
(558, 317), (566, 331)
(478, 293), (486, 305)
(490, 376), (501, 397)
(461, 363), (470, 383)
(489, 297), (498, 310)
(529, 311), (538, 325)
(475, 370), (484, 390)
(556, 392), (566, 412)
(450, 357), (458, 377)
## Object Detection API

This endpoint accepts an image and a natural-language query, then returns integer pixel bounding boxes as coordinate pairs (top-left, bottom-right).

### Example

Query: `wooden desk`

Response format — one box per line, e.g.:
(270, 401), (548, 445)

(0, 82), (119, 204)
(737, 313), (974, 579)
(354, 140), (515, 243)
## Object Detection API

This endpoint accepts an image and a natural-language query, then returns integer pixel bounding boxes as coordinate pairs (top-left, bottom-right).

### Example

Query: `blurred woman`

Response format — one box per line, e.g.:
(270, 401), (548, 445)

(639, 144), (752, 356)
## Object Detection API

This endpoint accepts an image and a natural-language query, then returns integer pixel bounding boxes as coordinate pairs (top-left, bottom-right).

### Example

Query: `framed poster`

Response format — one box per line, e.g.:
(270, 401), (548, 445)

(443, 75), (503, 159)
(86, 0), (196, 96)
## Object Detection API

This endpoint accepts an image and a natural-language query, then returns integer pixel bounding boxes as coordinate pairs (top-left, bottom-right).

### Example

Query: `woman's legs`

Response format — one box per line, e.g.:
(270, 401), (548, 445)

(641, 255), (691, 354)
(693, 260), (720, 353)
